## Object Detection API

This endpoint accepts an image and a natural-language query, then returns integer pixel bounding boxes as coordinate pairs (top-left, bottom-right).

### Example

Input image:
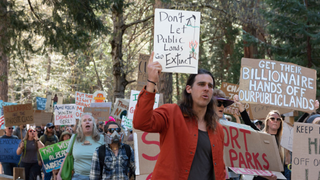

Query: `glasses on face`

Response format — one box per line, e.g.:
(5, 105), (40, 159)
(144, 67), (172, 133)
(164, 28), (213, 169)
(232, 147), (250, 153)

(108, 128), (121, 133)
(8, 127), (14, 130)
(29, 130), (36, 133)
(269, 117), (282, 122)
(217, 101), (228, 107)
(48, 127), (54, 129)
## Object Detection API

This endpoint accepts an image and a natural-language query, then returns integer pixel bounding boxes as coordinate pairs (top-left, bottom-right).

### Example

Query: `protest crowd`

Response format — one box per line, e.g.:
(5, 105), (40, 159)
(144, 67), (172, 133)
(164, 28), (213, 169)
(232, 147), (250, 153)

(0, 8), (320, 180)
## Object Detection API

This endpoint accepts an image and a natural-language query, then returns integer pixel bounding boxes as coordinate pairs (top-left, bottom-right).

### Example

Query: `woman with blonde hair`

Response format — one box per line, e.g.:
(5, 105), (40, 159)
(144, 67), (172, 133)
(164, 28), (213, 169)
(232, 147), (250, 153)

(58, 113), (104, 180)
(233, 95), (282, 180)
(16, 127), (45, 180)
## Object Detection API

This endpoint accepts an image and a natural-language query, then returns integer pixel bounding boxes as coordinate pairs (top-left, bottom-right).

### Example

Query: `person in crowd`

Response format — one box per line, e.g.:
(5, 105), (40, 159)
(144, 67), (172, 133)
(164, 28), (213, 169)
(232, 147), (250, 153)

(213, 89), (234, 120)
(66, 126), (73, 134)
(55, 125), (61, 139)
(16, 127), (44, 180)
(0, 126), (19, 175)
(253, 120), (264, 130)
(13, 124), (27, 139)
(58, 113), (104, 180)
(60, 125), (66, 132)
(89, 121), (134, 180)
(234, 95), (283, 180)
(52, 131), (72, 180)
(40, 123), (59, 180)
(297, 100), (319, 123)
(59, 131), (72, 142)
(127, 129), (133, 141)
(133, 53), (226, 179)
(97, 121), (104, 133)
(36, 126), (44, 138)
(52, 94), (58, 107)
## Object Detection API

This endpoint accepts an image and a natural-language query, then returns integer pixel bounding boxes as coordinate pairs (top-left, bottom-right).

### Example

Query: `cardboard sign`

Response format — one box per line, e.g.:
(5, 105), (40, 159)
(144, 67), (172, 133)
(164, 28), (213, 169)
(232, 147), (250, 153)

(0, 139), (21, 163)
(134, 131), (160, 176)
(45, 92), (63, 112)
(39, 140), (69, 173)
(75, 92), (93, 119)
(239, 58), (317, 113)
(3, 104), (34, 126)
(137, 54), (150, 90)
(128, 90), (159, 119)
(121, 116), (132, 130)
(83, 107), (109, 122)
(54, 104), (76, 125)
(36, 97), (47, 110)
(250, 104), (292, 120)
(111, 98), (129, 124)
(292, 123), (320, 180)
(222, 121), (283, 172)
(0, 100), (17, 129)
(153, 9), (200, 74)
(280, 121), (293, 151)
(220, 82), (252, 117)
(92, 90), (107, 103)
(33, 110), (53, 126)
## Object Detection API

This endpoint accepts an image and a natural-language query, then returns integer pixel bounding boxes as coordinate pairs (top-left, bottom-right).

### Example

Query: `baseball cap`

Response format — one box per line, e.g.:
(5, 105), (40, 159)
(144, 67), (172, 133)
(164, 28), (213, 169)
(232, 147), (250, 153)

(46, 123), (55, 128)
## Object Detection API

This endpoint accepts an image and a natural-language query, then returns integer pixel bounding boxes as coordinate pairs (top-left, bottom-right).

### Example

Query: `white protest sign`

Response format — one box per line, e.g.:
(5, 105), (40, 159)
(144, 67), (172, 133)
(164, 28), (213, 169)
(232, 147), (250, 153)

(128, 90), (159, 119)
(75, 92), (93, 119)
(54, 104), (76, 125)
(280, 121), (293, 151)
(239, 58), (317, 113)
(121, 116), (132, 130)
(153, 9), (200, 74)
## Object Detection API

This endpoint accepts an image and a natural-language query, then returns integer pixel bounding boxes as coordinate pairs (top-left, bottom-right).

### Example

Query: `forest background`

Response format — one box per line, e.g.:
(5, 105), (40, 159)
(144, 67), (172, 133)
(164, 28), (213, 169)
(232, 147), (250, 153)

(0, 0), (319, 116)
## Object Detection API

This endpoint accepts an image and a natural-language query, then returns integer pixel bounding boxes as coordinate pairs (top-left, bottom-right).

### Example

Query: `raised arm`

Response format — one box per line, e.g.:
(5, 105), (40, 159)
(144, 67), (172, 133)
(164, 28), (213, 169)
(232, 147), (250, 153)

(233, 95), (260, 131)
(297, 100), (319, 122)
(133, 52), (168, 133)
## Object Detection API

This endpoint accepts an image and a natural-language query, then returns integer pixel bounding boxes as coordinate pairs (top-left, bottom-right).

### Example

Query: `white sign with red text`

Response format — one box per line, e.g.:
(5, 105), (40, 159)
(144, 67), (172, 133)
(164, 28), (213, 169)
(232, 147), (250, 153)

(54, 104), (76, 125)
(75, 92), (93, 119)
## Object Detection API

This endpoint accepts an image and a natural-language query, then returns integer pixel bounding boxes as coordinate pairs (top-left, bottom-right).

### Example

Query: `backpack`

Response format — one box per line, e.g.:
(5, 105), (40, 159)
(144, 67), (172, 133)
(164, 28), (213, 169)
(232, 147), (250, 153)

(98, 144), (134, 179)
(43, 134), (58, 144)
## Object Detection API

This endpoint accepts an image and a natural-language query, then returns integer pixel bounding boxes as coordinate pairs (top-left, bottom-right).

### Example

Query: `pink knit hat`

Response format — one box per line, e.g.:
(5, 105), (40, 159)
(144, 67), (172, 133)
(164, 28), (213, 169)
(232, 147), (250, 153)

(105, 116), (116, 125)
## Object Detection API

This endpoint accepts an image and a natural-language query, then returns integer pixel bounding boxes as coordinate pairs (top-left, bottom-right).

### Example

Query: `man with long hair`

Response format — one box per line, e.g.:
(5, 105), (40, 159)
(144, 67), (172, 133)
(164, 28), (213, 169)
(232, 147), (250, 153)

(133, 52), (226, 180)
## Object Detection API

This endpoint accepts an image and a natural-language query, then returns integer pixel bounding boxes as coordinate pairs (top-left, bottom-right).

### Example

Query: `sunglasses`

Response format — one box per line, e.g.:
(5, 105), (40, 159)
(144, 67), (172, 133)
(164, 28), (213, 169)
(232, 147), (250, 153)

(108, 128), (121, 133)
(269, 117), (282, 122)
(29, 130), (36, 133)
(217, 101), (228, 107)
(8, 127), (14, 130)
(48, 127), (54, 129)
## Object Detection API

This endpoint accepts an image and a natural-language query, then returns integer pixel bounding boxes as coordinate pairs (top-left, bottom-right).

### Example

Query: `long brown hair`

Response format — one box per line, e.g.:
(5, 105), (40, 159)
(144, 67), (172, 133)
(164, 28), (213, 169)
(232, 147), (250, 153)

(179, 69), (218, 131)
(263, 110), (284, 162)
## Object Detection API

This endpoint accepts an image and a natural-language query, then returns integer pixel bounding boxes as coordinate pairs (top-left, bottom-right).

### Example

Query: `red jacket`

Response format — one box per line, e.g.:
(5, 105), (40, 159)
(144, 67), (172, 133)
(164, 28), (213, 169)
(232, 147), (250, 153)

(133, 88), (226, 180)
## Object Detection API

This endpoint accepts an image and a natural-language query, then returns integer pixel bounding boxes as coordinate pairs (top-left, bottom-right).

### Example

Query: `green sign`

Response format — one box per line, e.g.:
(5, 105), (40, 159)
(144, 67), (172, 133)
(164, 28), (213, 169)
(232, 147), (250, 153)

(39, 140), (70, 172)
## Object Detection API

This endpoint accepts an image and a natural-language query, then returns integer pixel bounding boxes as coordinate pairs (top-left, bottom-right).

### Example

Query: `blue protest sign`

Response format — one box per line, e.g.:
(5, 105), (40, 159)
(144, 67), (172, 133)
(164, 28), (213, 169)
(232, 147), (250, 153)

(0, 100), (17, 129)
(36, 97), (47, 110)
(0, 138), (21, 163)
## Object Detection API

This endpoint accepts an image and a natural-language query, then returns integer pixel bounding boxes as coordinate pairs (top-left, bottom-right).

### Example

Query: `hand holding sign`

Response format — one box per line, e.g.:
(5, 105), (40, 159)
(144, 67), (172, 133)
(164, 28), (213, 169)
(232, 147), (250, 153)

(233, 95), (245, 113)
(147, 52), (162, 92)
(315, 100), (319, 110)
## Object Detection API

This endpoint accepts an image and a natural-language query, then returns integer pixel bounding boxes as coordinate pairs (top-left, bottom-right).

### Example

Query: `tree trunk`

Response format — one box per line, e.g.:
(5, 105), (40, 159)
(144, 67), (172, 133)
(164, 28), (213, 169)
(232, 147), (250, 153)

(0, 0), (8, 101)
(154, 0), (173, 104)
(110, 1), (127, 102)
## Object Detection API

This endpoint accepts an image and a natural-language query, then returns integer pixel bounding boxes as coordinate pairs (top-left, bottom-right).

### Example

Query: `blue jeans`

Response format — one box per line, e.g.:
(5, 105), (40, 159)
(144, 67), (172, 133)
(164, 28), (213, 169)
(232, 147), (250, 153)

(43, 165), (52, 180)
(1, 162), (18, 176)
